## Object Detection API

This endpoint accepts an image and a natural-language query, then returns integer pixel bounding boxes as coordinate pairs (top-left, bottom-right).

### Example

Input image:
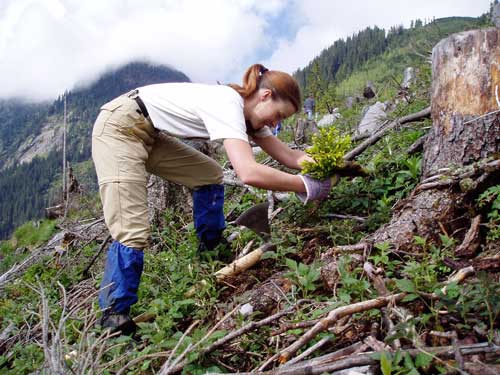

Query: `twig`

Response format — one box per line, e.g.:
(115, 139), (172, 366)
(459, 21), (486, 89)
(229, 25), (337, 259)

(81, 234), (112, 279)
(278, 293), (407, 363)
(363, 261), (401, 349)
(162, 304), (242, 374)
(271, 320), (319, 336)
(344, 107), (430, 161)
(206, 343), (500, 375)
(168, 301), (309, 374)
(328, 243), (367, 253)
(159, 320), (200, 373)
(115, 352), (171, 375)
(454, 215), (481, 258)
(282, 336), (332, 367)
(237, 239), (255, 259)
(463, 109), (500, 125)
(322, 214), (366, 222)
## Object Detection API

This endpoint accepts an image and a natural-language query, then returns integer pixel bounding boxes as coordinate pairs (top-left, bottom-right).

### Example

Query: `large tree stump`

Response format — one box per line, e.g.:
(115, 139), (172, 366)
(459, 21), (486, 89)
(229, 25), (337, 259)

(423, 28), (500, 174)
(368, 28), (500, 250)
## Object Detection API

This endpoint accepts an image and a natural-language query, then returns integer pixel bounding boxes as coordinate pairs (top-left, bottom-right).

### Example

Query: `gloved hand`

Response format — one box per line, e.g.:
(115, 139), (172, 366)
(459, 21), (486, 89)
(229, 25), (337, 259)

(296, 174), (339, 204)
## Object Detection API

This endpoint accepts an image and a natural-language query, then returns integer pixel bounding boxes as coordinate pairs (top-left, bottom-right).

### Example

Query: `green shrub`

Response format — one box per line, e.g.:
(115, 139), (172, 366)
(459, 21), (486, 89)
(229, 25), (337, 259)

(301, 127), (351, 179)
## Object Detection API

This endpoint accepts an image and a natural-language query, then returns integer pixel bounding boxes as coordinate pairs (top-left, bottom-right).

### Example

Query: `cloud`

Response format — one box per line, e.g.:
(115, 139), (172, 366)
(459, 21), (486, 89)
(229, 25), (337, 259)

(0, 0), (490, 101)
(264, 0), (490, 74)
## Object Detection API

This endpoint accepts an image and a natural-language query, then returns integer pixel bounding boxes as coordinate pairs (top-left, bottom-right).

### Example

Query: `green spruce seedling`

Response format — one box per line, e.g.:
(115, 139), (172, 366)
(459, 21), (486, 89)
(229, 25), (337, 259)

(301, 127), (351, 179)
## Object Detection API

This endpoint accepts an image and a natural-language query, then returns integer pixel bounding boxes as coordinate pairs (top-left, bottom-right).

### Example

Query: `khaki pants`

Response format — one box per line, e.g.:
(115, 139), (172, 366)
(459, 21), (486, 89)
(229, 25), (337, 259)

(91, 94), (223, 249)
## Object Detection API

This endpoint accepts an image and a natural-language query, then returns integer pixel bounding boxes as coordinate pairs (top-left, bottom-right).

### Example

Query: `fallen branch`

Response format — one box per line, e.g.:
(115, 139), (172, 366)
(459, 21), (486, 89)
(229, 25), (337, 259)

(278, 293), (407, 363)
(454, 215), (481, 258)
(215, 243), (277, 282)
(206, 343), (500, 375)
(344, 107), (431, 161)
(0, 249), (49, 293)
(166, 300), (309, 374)
(278, 263), (475, 364)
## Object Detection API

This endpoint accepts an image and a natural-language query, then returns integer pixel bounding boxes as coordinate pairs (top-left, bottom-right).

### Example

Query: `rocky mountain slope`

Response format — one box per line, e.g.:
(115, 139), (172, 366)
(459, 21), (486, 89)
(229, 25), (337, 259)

(0, 62), (190, 239)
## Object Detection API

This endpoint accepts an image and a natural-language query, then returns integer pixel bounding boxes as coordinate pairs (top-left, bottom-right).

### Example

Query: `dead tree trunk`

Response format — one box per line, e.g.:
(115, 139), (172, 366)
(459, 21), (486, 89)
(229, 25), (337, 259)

(368, 28), (500, 250)
(294, 119), (319, 145)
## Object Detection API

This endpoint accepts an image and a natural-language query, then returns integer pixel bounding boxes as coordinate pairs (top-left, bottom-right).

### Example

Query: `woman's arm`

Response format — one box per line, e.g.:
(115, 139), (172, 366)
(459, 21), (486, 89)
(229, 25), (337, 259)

(223, 138), (306, 192)
(252, 135), (314, 170)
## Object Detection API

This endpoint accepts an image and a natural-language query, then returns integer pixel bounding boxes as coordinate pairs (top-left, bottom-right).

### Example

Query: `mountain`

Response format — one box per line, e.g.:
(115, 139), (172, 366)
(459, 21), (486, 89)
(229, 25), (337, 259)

(294, 16), (486, 94)
(0, 62), (190, 239)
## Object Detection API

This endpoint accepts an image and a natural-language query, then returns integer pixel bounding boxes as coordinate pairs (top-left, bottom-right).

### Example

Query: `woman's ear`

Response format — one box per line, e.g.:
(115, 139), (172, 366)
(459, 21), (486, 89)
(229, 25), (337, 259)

(259, 88), (273, 101)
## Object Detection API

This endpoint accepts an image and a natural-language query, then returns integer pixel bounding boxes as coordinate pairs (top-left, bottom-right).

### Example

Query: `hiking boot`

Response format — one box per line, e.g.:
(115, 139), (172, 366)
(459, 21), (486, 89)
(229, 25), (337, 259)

(100, 312), (137, 336)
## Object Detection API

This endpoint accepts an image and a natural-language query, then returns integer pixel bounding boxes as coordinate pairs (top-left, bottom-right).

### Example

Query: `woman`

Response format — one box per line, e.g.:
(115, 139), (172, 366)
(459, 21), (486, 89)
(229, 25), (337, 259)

(92, 64), (334, 334)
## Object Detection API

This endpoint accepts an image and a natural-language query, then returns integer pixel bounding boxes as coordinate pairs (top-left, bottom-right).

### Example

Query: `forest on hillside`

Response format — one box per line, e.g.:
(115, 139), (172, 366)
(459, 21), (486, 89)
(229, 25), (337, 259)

(0, 62), (189, 239)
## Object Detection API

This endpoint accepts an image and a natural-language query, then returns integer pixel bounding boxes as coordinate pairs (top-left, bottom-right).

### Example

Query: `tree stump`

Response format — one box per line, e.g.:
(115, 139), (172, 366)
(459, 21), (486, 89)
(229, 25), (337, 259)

(423, 28), (500, 174)
(295, 118), (319, 144)
(367, 28), (500, 250)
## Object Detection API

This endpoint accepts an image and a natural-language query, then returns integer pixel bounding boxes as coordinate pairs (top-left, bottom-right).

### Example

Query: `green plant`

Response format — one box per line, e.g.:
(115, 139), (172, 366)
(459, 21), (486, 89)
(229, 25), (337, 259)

(397, 156), (422, 181)
(435, 272), (500, 343)
(477, 185), (500, 240)
(375, 349), (433, 375)
(336, 255), (372, 303)
(11, 219), (57, 249)
(284, 259), (321, 298)
(301, 127), (351, 179)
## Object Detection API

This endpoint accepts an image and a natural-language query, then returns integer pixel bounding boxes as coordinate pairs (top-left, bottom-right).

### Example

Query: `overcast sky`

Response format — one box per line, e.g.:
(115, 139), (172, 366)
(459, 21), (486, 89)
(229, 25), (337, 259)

(0, 0), (489, 101)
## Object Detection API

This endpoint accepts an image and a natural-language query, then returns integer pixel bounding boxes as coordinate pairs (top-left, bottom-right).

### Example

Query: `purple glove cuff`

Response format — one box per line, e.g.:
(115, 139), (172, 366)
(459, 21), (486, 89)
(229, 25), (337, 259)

(297, 175), (336, 204)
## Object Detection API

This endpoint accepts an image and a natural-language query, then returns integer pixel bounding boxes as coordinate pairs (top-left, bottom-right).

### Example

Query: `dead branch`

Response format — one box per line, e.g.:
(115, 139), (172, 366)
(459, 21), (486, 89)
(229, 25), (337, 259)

(344, 107), (431, 161)
(278, 264), (475, 365)
(363, 261), (401, 350)
(271, 320), (319, 336)
(281, 336), (332, 367)
(0, 250), (48, 293)
(322, 214), (367, 222)
(215, 243), (277, 282)
(407, 134), (427, 155)
(283, 341), (368, 370)
(23, 281), (123, 374)
(81, 234), (112, 279)
(454, 215), (481, 258)
(167, 301), (309, 374)
(328, 242), (367, 252)
(206, 343), (500, 375)
(278, 293), (407, 363)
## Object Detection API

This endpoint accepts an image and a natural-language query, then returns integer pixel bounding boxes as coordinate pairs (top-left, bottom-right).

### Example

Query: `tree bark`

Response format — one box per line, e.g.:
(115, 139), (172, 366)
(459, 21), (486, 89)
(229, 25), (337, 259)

(422, 28), (500, 175)
(294, 119), (318, 145)
(367, 28), (500, 250)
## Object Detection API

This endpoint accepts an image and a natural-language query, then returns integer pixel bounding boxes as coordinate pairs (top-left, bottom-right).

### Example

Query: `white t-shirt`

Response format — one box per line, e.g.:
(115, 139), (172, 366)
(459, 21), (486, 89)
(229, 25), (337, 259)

(137, 83), (272, 143)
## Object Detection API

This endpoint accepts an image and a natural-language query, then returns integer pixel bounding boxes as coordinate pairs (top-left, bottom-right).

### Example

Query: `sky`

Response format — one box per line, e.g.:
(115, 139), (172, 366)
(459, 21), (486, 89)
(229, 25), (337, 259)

(0, 0), (489, 101)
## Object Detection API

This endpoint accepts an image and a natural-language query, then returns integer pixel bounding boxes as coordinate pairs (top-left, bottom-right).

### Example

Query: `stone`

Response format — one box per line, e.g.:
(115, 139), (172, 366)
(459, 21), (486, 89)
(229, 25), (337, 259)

(317, 110), (342, 127)
(357, 101), (387, 135)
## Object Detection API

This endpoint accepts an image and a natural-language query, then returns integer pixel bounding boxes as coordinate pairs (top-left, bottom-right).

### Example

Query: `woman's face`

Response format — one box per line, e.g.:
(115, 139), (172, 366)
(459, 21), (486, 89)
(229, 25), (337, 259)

(246, 89), (296, 131)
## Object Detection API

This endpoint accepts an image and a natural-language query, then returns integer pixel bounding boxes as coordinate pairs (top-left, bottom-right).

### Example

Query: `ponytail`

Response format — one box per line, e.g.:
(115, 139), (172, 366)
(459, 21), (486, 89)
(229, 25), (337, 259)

(228, 64), (302, 113)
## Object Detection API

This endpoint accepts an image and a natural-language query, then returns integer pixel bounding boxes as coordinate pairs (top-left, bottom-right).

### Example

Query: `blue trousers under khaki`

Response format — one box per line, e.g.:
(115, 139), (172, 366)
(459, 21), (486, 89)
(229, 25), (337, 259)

(91, 93), (223, 250)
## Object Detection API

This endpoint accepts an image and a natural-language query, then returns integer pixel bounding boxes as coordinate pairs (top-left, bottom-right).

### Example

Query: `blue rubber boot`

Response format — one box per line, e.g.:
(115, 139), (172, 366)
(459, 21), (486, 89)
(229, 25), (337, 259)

(98, 241), (144, 335)
(192, 184), (226, 251)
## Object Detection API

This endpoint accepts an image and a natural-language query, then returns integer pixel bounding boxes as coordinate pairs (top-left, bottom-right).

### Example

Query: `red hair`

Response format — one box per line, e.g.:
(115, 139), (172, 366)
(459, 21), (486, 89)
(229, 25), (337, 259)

(228, 64), (302, 113)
